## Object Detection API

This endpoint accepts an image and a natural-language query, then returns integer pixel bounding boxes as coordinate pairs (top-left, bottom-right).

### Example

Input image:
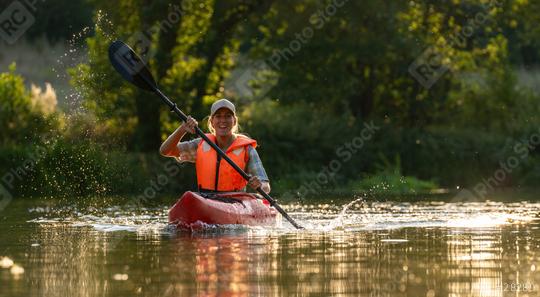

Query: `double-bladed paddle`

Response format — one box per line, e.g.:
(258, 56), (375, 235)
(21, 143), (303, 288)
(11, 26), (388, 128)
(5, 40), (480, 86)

(108, 40), (303, 229)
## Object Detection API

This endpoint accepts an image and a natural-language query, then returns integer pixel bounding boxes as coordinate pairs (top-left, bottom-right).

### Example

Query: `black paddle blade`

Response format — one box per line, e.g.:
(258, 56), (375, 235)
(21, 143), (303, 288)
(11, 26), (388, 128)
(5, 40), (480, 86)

(108, 40), (157, 91)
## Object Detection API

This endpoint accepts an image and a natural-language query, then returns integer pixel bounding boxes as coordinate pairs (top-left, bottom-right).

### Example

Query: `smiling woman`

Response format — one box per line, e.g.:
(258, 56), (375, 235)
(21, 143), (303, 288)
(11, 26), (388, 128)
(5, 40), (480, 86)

(159, 99), (271, 193)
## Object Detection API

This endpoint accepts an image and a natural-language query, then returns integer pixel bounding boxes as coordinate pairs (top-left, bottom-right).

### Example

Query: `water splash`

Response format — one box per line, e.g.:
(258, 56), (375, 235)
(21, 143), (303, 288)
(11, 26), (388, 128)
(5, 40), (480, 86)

(29, 199), (540, 235)
(317, 196), (366, 231)
(49, 10), (119, 113)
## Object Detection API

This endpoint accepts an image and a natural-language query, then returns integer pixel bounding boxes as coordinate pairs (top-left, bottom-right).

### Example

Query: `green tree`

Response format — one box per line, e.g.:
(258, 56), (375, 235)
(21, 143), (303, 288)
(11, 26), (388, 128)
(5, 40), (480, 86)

(237, 0), (524, 127)
(72, 0), (274, 151)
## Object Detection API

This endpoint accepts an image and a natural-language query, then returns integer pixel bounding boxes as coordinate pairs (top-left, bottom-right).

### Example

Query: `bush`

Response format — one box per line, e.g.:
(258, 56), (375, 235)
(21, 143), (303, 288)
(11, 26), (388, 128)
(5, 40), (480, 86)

(348, 154), (438, 194)
(0, 140), (196, 199)
(239, 100), (533, 193)
(0, 64), (62, 146)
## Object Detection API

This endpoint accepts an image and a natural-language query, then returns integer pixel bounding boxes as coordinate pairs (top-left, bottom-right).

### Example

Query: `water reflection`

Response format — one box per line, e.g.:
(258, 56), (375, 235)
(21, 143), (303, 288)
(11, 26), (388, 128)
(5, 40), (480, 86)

(2, 200), (539, 296)
(21, 227), (539, 296)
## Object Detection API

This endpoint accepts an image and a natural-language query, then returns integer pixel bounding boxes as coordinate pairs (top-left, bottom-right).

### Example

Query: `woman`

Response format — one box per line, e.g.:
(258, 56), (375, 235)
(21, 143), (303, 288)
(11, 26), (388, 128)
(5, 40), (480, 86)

(160, 99), (271, 193)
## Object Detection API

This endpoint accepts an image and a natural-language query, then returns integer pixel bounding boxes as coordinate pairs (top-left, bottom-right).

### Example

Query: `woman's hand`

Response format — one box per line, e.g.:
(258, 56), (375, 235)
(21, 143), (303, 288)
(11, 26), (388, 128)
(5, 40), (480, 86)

(248, 175), (262, 190)
(248, 176), (271, 193)
(159, 115), (198, 157)
(181, 116), (198, 134)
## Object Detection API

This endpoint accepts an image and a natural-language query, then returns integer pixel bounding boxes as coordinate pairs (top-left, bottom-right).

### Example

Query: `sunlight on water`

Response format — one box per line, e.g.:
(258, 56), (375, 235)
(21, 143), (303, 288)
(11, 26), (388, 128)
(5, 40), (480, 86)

(29, 199), (539, 235)
(7, 198), (538, 296)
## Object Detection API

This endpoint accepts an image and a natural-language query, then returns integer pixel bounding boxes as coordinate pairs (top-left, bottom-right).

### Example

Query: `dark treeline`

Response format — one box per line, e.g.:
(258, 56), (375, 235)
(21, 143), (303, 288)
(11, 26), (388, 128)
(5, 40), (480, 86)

(2, 0), (540, 198)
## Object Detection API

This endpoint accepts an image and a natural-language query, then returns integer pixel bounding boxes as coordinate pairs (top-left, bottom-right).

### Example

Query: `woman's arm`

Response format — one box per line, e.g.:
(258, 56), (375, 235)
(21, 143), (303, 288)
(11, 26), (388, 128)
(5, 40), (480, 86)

(261, 181), (271, 194)
(246, 146), (271, 193)
(159, 116), (198, 157)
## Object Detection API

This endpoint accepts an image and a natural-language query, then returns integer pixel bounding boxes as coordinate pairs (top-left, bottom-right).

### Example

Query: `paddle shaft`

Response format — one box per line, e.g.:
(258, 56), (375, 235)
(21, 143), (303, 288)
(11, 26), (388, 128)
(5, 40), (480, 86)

(152, 88), (303, 229)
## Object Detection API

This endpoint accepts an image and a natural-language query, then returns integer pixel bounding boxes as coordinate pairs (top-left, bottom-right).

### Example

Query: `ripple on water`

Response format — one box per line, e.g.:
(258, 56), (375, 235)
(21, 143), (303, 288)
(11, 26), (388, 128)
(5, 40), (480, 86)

(28, 200), (540, 235)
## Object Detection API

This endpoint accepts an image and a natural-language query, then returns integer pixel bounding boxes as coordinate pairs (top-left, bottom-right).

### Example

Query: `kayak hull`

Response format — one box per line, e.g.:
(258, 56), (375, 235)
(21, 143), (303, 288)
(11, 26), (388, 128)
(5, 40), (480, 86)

(168, 191), (277, 227)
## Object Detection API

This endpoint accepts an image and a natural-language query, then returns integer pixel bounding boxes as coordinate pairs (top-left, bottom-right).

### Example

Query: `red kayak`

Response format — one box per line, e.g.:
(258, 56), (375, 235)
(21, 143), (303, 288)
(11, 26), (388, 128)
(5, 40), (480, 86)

(168, 191), (277, 227)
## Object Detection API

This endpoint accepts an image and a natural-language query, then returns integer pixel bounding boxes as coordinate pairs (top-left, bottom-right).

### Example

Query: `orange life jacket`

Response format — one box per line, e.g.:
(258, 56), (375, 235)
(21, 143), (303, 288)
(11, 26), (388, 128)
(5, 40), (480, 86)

(195, 134), (257, 191)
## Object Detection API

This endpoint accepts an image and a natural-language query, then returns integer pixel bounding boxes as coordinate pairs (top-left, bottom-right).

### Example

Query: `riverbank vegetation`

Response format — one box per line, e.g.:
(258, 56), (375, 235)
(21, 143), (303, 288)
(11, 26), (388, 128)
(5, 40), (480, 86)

(1, 0), (540, 199)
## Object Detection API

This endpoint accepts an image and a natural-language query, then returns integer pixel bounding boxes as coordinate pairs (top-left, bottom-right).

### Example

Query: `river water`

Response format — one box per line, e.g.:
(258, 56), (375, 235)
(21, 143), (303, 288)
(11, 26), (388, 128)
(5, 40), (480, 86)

(1, 197), (540, 296)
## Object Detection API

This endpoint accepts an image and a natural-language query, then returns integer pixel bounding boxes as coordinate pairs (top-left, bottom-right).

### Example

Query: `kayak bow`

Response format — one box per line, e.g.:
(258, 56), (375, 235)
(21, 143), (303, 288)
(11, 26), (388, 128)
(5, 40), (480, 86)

(168, 191), (277, 227)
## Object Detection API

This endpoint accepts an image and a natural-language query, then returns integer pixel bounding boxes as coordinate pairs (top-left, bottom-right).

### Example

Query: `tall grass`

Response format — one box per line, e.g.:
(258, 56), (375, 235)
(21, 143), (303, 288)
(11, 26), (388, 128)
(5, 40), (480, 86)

(0, 37), (85, 110)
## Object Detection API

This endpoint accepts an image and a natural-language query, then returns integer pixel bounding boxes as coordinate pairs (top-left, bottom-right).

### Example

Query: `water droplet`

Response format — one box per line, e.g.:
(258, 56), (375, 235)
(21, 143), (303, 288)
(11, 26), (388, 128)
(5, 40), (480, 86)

(0, 257), (14, 268)
(10, 265), (24, 275)
(113, 273), (129, 281)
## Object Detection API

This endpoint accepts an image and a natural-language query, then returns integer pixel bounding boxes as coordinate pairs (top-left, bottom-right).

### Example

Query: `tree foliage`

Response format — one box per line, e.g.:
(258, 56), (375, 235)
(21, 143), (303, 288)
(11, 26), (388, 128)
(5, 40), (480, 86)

(72, 0), (274, 151)
(4, 0), (540, 193)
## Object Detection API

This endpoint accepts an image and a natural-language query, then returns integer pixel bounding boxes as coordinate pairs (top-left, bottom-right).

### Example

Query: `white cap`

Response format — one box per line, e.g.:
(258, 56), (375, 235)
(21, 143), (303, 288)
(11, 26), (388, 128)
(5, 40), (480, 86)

(211, 99), (236, 115)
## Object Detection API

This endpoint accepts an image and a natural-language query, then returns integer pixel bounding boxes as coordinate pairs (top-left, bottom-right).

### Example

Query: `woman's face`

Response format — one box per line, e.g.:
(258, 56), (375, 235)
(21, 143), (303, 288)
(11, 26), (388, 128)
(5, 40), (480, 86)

(211, 108), (236, 137)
